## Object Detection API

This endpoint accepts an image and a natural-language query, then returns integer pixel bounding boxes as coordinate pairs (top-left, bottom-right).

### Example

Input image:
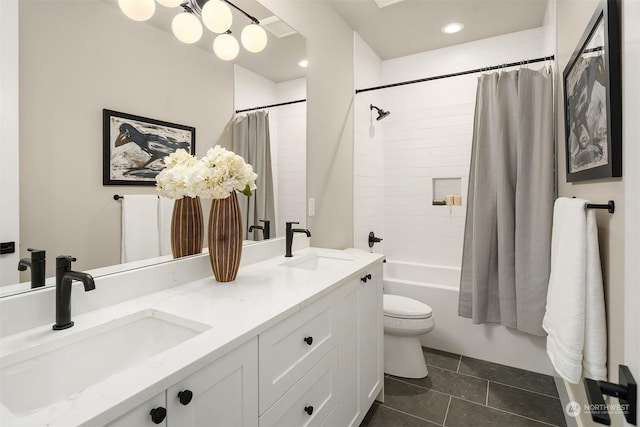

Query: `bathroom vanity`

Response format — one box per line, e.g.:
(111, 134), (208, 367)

(0, 239), (383, 426)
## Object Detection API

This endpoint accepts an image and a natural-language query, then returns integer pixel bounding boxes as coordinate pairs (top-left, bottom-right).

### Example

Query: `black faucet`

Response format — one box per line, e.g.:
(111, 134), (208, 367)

(17, 248), (46, 288)
(53, 256), (95, 330)
(285, 222), (311, 257)
(248, 220), (271, 240)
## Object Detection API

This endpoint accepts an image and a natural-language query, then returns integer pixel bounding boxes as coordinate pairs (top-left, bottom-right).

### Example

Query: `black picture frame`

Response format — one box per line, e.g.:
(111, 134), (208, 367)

(563, 0), (621, 182)
(103, 109), (196, 186)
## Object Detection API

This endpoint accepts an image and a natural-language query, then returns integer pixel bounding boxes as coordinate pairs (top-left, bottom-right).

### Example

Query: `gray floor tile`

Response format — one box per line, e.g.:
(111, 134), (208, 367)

(422, 347), (461, 372)
(488, 382), (566, 426)
(389, 365), (488, 404)
(445, 397), (557, 427)
(382, 376), (451, 425)
(360, 403), (441, 427)
(458, 356), (559, 397)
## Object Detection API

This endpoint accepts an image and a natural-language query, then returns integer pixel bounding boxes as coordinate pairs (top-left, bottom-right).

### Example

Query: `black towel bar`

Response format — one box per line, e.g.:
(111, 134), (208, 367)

(585, 200), (615, 214)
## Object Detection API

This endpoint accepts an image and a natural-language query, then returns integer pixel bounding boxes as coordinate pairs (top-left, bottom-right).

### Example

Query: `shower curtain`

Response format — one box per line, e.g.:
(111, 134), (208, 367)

(232, 111), (275, 240)
(459, 68), (554, 336)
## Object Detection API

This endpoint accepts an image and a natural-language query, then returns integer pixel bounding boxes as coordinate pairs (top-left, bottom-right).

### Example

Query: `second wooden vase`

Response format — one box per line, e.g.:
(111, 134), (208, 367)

(208, 192), (242, 282)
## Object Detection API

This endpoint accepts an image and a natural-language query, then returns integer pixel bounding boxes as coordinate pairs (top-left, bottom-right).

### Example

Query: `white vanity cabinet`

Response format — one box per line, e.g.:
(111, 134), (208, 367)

(105, 257), (383, 427)
(106, 338), (258, 427)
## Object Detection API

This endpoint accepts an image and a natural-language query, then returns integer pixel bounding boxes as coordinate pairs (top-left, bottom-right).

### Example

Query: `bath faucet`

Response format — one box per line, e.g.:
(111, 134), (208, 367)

(17, 248), (46, 288)
(285, 222), (311, 257)
(248, 220), (271, 240)
(53, 255), (95, 330)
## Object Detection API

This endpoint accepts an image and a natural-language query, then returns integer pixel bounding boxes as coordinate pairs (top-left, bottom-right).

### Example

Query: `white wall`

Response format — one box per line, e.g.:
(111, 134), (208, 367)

(0, 0), (19, 285)
(233, 66), (306, 237)
(353, 33), (385, 253)
(258, 0), (355, 249)
(19, 0), (234, 277)
(381, 28), (550, 268)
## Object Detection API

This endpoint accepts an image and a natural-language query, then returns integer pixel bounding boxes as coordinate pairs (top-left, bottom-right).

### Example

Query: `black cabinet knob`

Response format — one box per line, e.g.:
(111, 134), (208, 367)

(178, 389), (193, 405)
(361, 276), (368, 283)
(367, 274), (372, 280)
(149, 407), (167, 424)
(304, 405), (314, 415)
(304, 336), (313, 345)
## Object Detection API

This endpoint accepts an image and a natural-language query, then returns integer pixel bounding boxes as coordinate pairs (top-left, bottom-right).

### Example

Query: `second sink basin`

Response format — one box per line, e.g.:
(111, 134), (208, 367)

(280, 252), (356, 271)
(0, 309), (209, 416)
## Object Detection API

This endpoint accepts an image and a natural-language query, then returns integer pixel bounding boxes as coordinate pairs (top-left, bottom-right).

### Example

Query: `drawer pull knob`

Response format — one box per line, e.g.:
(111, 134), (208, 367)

(149, 407), (167, 424)
(304, 405), (314, 415)
(361, 276), (368, 283)
(367, 274), (372, 279)
(304, 336), (313, 345)
(178, 389), (193, 405)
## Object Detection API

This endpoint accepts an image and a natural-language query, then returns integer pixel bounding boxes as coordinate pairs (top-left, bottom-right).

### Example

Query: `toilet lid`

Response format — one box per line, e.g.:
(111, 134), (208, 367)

(383, 294), (432, 319)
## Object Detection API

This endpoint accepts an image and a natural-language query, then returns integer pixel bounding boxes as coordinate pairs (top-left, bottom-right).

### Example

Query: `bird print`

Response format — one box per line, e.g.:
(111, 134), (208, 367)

(113, 123), (191, 179)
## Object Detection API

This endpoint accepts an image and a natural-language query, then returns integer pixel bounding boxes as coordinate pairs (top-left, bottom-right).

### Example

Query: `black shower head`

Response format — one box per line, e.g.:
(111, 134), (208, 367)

(370, 104), (391, 121)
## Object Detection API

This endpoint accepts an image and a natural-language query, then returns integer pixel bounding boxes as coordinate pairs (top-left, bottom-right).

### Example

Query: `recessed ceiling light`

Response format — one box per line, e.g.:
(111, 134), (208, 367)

(298, 59), (308, 68)
(442, 23), (464, 34)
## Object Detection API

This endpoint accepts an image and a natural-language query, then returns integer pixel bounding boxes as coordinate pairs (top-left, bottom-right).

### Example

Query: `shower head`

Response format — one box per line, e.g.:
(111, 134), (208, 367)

(370, 104), (391, 121)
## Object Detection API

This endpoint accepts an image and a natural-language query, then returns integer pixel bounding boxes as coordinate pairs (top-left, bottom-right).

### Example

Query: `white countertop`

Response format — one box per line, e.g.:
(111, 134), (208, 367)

(0, 247), (383, 426)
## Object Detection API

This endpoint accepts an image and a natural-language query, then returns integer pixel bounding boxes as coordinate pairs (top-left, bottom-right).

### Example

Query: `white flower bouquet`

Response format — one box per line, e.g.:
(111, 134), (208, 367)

(156, 146), (257, 200)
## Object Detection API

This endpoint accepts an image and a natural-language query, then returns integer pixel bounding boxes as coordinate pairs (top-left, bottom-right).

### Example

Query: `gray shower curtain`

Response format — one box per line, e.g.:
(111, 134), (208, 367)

(232, 111), (275, 240)
(459, 68), (554, 336)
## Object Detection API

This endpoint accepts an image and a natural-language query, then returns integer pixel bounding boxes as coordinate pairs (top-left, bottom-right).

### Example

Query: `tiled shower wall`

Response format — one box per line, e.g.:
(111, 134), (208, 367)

(234, 66), (306, 237)
(354, 28), (549, 267)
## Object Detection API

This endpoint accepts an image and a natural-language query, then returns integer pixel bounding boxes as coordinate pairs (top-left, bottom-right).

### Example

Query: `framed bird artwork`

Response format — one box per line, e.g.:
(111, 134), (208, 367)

(103, 109), (196, 186)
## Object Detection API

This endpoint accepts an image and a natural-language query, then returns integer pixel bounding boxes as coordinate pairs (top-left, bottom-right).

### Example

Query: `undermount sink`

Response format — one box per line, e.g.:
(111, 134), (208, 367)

(0, 309), (209, 416)
(280, 252), (356, 271)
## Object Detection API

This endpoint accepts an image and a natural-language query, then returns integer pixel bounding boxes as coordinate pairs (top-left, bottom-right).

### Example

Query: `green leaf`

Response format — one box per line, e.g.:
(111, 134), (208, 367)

(241, 184), (252, 196)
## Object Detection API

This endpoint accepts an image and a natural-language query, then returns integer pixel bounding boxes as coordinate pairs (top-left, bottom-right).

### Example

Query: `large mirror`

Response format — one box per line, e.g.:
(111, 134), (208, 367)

(2, 0), (305, 296)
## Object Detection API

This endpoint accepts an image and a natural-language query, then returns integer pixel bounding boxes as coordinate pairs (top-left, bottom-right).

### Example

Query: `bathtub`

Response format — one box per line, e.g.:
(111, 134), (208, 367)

(382, 260), (552, 375)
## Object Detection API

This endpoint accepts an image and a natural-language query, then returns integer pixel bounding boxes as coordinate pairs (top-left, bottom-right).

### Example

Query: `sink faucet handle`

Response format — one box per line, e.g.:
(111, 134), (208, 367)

(56, 255), (77, 270)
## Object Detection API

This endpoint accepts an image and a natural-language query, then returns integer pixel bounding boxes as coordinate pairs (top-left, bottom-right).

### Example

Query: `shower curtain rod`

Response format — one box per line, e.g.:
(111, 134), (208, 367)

(235, 98), (306, 114)
(355, 55), (555, 94)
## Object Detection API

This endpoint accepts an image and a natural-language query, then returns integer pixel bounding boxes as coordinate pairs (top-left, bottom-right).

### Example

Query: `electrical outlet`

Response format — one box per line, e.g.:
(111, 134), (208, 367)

(308, 198), (315, 217)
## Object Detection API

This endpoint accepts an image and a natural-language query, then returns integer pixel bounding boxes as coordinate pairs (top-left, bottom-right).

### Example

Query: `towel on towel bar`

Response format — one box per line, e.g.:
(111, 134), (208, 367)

(542, 197), (607, 384)
(121, 195), (160, 263)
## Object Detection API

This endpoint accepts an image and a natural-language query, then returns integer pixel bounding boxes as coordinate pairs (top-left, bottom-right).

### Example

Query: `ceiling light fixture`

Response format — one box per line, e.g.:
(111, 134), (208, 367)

(442, 22), (464, 34)
(119, 0), (268, 61)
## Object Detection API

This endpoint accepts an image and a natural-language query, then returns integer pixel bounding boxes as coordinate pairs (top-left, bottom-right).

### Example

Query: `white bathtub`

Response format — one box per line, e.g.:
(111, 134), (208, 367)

(383, 260), (552, 375)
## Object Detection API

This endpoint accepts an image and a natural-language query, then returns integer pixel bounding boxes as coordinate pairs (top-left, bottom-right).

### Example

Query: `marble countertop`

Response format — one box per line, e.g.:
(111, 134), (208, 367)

(0, 247), (383, 426)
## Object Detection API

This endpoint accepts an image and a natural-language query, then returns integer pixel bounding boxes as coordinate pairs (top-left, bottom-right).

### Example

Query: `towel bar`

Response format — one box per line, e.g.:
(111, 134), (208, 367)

(585, 200), (615, 214)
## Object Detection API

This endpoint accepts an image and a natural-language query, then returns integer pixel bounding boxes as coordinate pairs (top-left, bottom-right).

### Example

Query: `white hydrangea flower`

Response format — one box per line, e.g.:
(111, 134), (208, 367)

(156, 146), (258, 200)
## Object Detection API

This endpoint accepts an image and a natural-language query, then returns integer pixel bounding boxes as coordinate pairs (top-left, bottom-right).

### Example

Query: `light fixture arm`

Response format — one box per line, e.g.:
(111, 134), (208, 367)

(221, 0), (260, 24)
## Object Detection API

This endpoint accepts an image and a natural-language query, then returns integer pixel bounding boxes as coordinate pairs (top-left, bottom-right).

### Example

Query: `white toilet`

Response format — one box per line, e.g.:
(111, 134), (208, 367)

(383, 294), (434, 379)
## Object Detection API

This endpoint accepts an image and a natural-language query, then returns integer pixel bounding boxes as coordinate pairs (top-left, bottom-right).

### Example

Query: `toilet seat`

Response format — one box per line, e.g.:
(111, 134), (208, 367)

(383, 294), (432, 319)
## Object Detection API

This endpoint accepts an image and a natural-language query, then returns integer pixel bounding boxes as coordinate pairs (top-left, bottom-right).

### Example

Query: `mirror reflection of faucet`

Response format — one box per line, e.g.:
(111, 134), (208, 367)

(248, 219), (271, 240)
(53, 256), (96, 331)
(17, 248), (46, 289)
(285, 222), (311, 257)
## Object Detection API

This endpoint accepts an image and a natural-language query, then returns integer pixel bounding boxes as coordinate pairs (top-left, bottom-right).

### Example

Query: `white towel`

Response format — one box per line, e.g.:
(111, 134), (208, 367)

(158, 197), (174, 256)
(121, 195), (160, 263)
(542, 197), (607, 384)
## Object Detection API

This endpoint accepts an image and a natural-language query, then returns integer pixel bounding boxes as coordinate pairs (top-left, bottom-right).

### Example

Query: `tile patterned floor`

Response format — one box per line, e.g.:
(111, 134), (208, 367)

(360, 347), (567, 427)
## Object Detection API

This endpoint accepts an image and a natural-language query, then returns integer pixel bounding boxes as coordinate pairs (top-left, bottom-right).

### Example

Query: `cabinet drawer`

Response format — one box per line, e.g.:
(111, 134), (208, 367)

(259, 348), (338, 427)
(259, 295), (336, 413)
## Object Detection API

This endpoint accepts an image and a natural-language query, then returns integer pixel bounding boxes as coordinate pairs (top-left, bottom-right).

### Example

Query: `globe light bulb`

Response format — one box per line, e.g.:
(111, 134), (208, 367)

(118, 0), (155, 21)
(201, 0), (233, 33)
(213, 34), (239, 61)
(156, 0), (182, 7)
(240, 24), (267, 53)
(172, 12), (203, 44)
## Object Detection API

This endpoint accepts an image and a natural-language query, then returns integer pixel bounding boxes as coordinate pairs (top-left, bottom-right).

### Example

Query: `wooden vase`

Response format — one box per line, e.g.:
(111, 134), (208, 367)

(208, 192), (243, 282)
(171, 196), (204, 259)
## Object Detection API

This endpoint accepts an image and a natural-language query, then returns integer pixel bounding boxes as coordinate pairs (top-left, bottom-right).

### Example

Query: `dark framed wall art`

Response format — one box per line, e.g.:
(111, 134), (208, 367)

(103, 109), (196, 186)
(563, 0), (621, 182)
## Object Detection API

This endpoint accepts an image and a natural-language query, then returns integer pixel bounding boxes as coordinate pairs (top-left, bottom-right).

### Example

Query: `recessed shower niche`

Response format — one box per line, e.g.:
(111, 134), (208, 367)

(432, 177), (462, 206)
